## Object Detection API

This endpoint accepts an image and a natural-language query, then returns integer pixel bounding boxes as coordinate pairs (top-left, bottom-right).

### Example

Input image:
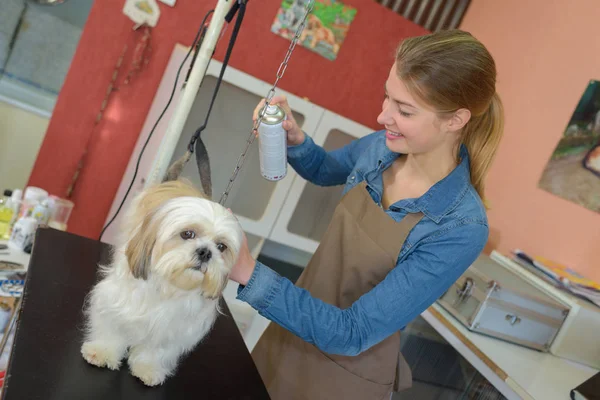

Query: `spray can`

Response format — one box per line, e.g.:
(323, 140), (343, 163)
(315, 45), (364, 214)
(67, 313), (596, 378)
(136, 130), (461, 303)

(258, 104), (287, 181)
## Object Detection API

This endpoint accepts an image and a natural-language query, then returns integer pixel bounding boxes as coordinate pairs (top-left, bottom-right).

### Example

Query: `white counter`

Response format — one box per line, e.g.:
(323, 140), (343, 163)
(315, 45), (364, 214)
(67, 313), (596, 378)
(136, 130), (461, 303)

(422, 303), (598, 400)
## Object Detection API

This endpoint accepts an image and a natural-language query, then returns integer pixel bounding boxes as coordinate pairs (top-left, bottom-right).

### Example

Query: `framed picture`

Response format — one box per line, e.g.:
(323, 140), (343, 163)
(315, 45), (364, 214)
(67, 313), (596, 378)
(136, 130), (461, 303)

(271, 0), (357, 61)
(538, 80), (600, 213)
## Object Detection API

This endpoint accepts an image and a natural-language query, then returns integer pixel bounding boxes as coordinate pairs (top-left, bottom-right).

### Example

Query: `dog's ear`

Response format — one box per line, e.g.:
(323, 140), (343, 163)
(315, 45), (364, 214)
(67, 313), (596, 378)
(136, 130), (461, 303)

(125, 214), (157, 280)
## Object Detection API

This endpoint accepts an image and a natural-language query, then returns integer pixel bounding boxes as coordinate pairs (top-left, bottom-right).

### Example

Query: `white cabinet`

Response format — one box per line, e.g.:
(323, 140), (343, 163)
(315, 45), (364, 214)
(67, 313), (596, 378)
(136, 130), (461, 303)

(105, 43), (374, 254)
(104, 43), (377, 350)
(269, 112), (373, 253)
(102, 44), (324, 245)
(166, 63), (324, 239)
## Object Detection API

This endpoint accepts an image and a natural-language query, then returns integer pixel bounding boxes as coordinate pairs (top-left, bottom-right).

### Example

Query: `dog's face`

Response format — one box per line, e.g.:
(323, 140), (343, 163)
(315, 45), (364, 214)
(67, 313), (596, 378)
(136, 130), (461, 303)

(125, 196), (242, 299)
(306, 14), (321, 30)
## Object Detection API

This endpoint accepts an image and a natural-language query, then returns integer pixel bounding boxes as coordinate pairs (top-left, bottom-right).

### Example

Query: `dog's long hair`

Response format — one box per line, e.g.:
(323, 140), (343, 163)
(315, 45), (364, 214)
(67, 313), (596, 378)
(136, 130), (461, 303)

(81, 138), (242, 386)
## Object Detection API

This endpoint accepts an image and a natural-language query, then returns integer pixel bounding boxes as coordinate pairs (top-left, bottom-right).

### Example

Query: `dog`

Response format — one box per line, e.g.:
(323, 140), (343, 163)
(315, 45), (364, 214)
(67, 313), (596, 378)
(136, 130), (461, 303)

(300, 14), (340, 55)
(81, 141), (242, 386)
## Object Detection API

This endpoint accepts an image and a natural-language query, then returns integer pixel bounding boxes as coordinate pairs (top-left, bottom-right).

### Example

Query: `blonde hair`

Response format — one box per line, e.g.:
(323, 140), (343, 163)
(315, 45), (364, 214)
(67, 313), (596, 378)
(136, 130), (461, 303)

(395, 29), (504, 204)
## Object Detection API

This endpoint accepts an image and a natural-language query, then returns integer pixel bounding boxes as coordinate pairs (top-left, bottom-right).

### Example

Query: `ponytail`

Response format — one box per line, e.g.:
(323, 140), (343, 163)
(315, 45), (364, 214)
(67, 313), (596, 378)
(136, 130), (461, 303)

(461, 93), (504, 206)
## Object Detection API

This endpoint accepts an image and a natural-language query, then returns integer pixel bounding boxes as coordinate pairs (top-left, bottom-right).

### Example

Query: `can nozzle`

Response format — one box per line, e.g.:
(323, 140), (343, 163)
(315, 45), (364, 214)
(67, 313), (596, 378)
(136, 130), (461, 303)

(265, 104), (278, 114)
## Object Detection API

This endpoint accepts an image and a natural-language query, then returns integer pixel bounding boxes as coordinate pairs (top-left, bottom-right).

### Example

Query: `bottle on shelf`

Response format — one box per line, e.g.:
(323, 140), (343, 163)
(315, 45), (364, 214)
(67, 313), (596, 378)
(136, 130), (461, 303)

(0, 190), (14, 240)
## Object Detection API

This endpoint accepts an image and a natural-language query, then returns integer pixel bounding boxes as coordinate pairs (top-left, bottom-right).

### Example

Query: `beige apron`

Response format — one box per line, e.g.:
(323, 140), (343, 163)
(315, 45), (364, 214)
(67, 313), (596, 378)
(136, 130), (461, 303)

(251, 181), (423, 400)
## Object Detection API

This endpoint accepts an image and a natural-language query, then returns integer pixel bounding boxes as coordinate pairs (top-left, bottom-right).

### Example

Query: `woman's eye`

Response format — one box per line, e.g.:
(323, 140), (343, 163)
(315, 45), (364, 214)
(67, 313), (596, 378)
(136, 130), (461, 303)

(180, 230), (196, 240)
(216, 243), (228, 252)
(399, 110), (413, 117)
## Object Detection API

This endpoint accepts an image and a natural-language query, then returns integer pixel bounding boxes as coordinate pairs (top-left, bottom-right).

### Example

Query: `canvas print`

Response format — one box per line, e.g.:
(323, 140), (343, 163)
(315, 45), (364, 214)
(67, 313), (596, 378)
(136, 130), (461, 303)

(538, 80), (600, 212)
(271, 0), (357, 61)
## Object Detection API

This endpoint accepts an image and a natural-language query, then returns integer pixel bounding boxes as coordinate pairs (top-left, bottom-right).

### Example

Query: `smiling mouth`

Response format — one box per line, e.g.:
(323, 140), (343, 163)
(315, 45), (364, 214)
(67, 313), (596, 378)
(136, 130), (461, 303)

(386, 130), (404, 137)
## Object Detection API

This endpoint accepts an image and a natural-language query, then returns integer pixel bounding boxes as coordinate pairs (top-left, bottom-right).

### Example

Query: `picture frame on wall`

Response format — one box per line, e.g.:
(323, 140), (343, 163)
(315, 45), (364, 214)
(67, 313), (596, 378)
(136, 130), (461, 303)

(538, 79), (600, 213)
(271, 0), (357, 61)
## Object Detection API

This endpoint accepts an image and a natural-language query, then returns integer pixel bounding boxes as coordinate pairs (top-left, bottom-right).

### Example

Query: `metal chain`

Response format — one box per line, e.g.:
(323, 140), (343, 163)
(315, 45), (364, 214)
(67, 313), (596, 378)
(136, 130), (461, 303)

(218, 0), (314, 205)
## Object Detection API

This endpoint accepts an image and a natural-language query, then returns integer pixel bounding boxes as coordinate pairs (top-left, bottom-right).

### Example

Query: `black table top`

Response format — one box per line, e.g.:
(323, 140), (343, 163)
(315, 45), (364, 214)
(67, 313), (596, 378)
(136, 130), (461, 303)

(2, 228), (270, 400)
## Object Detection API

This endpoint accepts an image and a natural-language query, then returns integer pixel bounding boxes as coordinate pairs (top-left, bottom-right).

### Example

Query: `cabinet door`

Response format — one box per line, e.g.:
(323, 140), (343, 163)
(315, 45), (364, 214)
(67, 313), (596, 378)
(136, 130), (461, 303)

(269, 111), (374, 254)
(169, 60), (324, 237)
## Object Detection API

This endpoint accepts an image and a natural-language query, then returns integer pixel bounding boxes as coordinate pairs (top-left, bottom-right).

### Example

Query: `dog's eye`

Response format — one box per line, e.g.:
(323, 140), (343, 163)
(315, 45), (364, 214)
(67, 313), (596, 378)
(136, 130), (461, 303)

(180, 230), (196, 240)
(216, 243), (228, 252)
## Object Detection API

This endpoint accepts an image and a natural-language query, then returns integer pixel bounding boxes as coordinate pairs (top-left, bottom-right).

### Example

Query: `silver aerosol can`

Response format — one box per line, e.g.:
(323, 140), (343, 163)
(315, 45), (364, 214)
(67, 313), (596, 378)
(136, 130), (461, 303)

(258, 104), (287, 181)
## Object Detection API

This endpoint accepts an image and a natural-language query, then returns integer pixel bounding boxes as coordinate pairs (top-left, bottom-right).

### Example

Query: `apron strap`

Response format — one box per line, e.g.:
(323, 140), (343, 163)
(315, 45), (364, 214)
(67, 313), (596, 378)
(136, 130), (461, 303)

(396, 212), (424, 245)
(394, 211), (424, 393)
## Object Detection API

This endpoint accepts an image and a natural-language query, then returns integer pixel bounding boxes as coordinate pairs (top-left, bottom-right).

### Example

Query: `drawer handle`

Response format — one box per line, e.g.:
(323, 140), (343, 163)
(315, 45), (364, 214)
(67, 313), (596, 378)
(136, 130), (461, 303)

(505, 314), (521, 325)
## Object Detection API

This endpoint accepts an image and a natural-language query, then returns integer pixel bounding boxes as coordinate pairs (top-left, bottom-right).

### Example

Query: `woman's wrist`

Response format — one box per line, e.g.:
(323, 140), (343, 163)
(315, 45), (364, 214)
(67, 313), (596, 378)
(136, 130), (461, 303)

(239, 257), (256, 286)
(232, 251), (256, 286)
(288, 130), (306, 146)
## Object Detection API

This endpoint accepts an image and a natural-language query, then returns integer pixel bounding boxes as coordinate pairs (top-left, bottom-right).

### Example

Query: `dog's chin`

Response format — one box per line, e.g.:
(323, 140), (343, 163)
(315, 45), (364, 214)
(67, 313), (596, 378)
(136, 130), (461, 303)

(165, 264), (207, 291)
(190, 263), (208, 274)
(164, 260), (230, 299)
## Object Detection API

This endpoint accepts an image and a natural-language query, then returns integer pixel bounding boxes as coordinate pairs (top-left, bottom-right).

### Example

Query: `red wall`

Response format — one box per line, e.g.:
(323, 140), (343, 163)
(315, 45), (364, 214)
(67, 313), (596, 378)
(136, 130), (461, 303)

(28, 0), (427, 240)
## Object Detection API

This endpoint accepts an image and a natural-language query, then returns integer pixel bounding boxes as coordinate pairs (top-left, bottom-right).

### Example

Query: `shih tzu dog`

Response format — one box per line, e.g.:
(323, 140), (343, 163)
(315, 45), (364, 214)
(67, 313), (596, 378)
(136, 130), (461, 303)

(81, 141), (242, 386)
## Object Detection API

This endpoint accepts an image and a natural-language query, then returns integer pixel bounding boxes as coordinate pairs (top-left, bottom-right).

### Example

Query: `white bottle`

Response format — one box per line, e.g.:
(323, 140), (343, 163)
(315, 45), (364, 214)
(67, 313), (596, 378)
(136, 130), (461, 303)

(8, 189), (22, 231)
(257, 104), (288, 181)
(9, 213), (39, 252)
(20, 187), (48, 220)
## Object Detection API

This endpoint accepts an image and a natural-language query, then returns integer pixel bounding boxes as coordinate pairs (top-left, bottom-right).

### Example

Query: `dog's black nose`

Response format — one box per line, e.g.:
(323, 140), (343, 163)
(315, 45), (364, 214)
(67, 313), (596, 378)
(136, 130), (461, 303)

(197, 247), (212, 263)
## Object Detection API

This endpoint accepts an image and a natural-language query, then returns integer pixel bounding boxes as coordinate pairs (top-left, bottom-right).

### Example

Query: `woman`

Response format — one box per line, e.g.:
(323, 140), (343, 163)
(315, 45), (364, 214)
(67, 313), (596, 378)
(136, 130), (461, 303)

(230, 29), (503, 399)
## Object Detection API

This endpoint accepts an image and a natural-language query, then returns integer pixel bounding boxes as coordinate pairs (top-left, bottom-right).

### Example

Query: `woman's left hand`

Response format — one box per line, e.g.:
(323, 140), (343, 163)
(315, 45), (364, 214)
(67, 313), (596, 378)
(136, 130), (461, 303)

(230, 230), (256, 286)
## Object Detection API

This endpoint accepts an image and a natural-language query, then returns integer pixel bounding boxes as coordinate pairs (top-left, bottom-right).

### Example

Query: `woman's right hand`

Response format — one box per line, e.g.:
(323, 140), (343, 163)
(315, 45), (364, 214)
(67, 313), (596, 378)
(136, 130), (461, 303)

(253, 95), (305, 146)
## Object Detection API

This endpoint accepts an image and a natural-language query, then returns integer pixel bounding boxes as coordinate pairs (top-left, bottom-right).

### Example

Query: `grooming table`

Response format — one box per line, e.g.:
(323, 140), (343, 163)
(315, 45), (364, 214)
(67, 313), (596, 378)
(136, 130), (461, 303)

(1, 227), (270, 399)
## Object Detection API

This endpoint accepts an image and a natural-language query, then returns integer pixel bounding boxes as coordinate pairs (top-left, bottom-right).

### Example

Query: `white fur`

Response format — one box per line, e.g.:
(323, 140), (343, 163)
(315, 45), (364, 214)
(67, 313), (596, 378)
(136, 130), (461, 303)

(81, 188), (242, 386)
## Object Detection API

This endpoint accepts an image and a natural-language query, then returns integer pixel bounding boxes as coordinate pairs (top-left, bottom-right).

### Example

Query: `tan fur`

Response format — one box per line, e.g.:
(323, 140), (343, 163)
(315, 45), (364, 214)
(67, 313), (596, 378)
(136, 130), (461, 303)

(125, 213), (158, 280)
(164, 261), (225, 298)
(168, 268), (202, 292)
(124, 179), (206, 280)
(201, 266), (228, 299)
(133, 179), (206, 219)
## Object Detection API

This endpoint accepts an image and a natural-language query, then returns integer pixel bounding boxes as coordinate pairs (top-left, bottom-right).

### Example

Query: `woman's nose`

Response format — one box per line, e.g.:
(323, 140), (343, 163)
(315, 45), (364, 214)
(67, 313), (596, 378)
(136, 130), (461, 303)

(377, 101), (393, 126)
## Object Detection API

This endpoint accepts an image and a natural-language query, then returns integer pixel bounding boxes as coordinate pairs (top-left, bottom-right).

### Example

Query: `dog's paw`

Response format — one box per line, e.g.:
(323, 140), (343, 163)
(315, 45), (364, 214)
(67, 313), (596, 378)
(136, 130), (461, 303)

(81, 341), (123, 370)
(129, 361), (167, 387)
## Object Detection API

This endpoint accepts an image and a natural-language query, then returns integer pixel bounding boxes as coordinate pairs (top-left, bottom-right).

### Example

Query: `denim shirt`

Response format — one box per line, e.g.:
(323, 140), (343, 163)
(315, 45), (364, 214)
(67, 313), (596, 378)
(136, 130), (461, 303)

(237, 130), (489, 356)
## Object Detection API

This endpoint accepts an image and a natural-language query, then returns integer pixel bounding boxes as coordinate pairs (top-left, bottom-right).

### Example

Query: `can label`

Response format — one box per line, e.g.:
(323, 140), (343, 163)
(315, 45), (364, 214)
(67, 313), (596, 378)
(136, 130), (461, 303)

(258, 105), (288, 181)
